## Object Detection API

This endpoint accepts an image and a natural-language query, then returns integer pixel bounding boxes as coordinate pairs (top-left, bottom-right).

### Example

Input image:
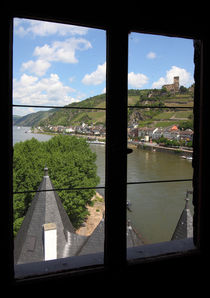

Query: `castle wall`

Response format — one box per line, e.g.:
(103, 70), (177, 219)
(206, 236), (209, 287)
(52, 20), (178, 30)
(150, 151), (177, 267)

(163, 76), (179, 92)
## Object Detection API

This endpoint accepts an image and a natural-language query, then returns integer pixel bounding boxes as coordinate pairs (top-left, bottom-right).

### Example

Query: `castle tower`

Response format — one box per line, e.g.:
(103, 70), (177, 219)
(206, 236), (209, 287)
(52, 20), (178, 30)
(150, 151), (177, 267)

(173, 76), (179, 92)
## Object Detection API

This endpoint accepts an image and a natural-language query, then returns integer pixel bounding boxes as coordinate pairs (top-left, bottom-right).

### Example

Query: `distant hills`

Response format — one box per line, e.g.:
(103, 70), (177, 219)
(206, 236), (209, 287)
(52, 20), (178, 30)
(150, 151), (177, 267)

(13, 88), (194, 128)
(13, 109), (56, 127)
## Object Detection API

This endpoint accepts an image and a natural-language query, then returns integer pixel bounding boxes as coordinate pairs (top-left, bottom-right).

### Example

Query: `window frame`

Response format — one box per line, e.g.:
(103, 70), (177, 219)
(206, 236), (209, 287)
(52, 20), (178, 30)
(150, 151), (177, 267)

(3, 11), (207, 286)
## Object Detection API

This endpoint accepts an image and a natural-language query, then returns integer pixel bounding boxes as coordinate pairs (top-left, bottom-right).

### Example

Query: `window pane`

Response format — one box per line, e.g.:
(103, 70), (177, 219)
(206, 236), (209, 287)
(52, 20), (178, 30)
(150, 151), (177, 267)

(127, 32), (194, 257)
(13, 19), (106, 276)
(127, 182), (193, 245)
(128, 107), (193, 182)
(13, 18), (106, 107)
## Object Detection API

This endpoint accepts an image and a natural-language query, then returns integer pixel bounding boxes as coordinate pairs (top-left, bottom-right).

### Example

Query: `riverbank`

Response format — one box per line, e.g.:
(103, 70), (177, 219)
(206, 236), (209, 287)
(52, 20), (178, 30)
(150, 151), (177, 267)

(129, 141), (193, 157)
(32, 129), (192, 157)
(76, 192), (105, 236)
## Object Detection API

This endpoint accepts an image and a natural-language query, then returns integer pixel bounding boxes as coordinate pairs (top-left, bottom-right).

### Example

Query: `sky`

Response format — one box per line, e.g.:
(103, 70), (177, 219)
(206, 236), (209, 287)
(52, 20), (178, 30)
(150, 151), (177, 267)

(13, 18), (194, 116)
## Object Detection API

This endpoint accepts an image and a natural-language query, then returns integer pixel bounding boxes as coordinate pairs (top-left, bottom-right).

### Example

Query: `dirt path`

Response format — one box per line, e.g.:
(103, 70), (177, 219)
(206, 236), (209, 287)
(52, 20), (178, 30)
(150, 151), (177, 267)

(76, 192), (105, 236)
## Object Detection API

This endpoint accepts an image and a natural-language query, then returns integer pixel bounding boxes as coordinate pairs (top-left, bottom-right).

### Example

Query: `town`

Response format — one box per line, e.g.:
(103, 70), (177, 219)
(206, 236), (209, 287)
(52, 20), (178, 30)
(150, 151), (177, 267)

(30, 76), (193, 151)
(33, 122), (193, 152)
(129, 124), (193, 147)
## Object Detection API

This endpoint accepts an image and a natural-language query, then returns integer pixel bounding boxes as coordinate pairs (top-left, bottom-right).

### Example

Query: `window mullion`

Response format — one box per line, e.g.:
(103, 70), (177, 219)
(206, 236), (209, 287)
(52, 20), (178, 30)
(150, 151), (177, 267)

(105, 28), (128, 271)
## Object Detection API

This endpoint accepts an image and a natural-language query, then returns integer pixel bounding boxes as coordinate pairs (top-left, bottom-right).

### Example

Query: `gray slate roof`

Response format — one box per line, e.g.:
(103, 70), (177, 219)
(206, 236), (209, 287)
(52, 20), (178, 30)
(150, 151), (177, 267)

(76, 218), (144, 256)
(14, 168), (144, 264)
(14, 168), (87, 264)
(171, 196), (193, 240)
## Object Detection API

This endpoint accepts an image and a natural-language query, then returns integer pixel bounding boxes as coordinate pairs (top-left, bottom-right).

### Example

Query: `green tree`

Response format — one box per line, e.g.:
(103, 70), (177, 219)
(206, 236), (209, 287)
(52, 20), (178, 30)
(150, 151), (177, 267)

(179, 85), (188, 93)
(13, 135), (100, 234)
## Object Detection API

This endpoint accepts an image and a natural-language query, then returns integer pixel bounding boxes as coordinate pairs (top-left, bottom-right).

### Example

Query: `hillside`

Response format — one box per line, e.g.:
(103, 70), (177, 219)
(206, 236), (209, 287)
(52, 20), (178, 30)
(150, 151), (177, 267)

(13, 88), (194, 128)
(13, 109), (56, 127)
(127, 89), (193, 128)
(39, 94), (106, 127)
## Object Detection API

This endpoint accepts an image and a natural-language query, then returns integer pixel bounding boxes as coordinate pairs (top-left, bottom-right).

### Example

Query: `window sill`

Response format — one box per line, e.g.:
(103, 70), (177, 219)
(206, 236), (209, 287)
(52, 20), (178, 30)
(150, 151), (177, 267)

(15, 238), (196, 281)
(15, 251), (104, 280)
(127, 238), (196, 263)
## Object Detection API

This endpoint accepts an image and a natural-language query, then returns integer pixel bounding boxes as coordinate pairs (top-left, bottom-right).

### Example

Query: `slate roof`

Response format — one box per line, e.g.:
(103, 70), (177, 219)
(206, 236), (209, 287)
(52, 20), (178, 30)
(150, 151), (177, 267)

(14, 167), (87, 264)
(14, 167), (144, 264)
(77, 218), (144, 256)
(171, 194), (193, 240)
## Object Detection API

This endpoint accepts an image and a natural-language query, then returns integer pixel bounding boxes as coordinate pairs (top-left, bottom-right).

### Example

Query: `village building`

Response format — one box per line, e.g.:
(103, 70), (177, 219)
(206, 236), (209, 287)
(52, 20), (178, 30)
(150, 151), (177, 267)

(152, 128), (164, 140)
(128, 124), (194, 145)
(65, 127), (75, 133)
(163, 125), (180, 140)
(179, 129), (193, 142)
(138, 127), (156, 141)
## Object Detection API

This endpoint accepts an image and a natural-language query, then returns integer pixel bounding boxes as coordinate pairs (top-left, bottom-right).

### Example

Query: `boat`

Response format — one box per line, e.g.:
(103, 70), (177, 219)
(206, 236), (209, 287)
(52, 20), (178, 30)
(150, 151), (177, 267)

(127, 200), (132, 212)
(186, 156), (192, 160)
(87, 139), (105, 145)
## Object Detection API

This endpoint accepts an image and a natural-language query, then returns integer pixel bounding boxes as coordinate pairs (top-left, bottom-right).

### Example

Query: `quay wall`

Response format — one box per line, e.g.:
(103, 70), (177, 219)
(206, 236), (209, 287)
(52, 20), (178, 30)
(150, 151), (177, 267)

(136, 143), (193, 157)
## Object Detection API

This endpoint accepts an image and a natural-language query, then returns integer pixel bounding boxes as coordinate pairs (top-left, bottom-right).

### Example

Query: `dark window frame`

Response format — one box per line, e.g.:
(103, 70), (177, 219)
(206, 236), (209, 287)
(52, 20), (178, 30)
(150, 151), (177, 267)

(3, 10), (208, 287)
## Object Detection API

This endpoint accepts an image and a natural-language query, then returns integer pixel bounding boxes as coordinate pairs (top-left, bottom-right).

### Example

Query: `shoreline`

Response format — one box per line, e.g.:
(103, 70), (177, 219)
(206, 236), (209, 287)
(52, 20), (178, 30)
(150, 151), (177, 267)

(129, 141), (193, 157)
(35, 131), (192, 157)
(18, 127), (192, 157)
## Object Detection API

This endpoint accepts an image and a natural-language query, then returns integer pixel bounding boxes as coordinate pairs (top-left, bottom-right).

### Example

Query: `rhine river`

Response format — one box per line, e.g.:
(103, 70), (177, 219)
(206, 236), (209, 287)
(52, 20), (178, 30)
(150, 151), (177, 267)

(13, 126), (193, 244)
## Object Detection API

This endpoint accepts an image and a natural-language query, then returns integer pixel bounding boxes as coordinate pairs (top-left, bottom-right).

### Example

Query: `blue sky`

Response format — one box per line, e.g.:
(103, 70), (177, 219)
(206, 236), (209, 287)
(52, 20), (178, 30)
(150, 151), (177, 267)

(13, 18), (194, 116)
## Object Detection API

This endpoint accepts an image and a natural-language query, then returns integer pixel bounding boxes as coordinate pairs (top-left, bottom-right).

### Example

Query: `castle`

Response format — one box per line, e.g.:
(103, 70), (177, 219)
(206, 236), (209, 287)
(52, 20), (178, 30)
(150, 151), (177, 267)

(163, 76), (179, 93)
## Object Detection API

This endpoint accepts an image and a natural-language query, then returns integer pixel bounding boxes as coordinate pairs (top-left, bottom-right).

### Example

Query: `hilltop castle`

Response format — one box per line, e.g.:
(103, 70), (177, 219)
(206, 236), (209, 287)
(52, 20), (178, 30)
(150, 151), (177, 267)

(163, 76), (179, 93)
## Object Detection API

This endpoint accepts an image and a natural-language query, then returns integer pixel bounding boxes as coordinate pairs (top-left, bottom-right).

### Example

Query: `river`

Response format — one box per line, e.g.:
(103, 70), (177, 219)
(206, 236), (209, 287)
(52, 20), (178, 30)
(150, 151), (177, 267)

(13, 126), (193, 244)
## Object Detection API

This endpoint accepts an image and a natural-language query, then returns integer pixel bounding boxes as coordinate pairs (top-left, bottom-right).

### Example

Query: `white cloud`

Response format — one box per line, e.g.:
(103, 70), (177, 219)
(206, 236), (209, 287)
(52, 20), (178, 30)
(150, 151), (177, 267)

(82, 65), (148, 89)
(34, 38), (92, 64)
(82, 62), (106, 85)
(152, 66), (194, 88)
(146, 51), (156, 59)
(20, 38), (92, 76)
(128, 72), (149, 88)
(102, 87), (106, 94)
(21, 59), (51, 76)
(13, 73), (78, 107)
(14, 18), (89, 37)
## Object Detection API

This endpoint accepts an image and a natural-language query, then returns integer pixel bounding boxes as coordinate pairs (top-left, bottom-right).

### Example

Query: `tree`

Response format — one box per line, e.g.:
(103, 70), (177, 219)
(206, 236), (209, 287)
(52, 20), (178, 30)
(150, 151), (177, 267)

(13, 135), (100, 235)
(179, 85), (188, 93)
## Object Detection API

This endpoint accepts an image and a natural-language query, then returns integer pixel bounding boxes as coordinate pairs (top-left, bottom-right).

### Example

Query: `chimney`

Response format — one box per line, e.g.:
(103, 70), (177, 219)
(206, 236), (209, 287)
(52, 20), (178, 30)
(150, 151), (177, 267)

(44, 166), (49, 177)
(43, 223), (57, 261)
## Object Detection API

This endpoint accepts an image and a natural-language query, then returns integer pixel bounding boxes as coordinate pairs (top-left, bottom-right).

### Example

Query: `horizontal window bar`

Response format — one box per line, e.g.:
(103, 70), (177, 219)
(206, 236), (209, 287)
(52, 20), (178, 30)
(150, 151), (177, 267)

(12, 104), (106, 111)
(127, 105), (193, 109)
(13, 104), (192, 110)
(13, 178), (192, 194)
(13, 185), (105, 194)
(127, 178), (192, 185)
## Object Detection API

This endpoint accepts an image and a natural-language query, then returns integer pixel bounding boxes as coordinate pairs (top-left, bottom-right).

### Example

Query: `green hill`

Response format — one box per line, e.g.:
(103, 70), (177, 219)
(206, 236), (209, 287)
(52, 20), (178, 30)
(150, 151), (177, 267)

(13, 109), (55, 127)
(13, 88), (194, 128)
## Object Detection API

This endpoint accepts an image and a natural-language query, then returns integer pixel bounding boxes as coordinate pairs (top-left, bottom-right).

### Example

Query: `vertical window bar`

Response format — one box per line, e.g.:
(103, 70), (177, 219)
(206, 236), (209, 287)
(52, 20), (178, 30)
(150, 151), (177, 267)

(5, 17), (14, 282)
(105, 28), (128, 271)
